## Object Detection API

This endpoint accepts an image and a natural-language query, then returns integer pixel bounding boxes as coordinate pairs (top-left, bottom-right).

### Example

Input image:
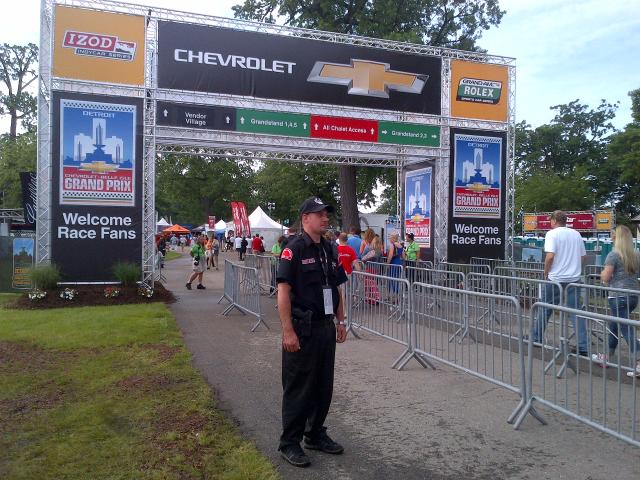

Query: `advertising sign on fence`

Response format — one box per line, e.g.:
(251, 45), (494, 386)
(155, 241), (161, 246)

(157, 21), (441, 114)
(53, 5), (146, 86)
(404, 166), (432, 248)
(523, 211), (612, 232)
(448, 128), (506, 262)
(51, 92), (143, 282)
(450, 60), (509, 122)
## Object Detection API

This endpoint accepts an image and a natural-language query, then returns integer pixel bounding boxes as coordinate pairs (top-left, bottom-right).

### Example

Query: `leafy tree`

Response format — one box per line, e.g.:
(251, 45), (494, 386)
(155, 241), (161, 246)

(155, 154), (256, 225)
(514, 99), (618, 215)
(0, 43), (38, 138)
(233, 1), (504, 229)
(0, 131), (37, 207)
(607, 88), (640, 219)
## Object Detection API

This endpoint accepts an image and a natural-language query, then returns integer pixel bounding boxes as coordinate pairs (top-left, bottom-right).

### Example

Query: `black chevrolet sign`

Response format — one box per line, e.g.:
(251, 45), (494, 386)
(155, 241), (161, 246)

(157, 22), (441, 115)
(156, 102), (236, 130)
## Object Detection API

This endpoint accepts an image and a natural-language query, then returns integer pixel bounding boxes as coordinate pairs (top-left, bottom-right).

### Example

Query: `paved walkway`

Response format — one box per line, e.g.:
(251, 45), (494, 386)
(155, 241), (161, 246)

(165, 251), (640, 480)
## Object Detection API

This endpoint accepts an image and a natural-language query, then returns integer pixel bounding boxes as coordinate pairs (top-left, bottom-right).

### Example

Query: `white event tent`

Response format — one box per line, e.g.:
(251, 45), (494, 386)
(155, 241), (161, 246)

(248, 206), (285, 250)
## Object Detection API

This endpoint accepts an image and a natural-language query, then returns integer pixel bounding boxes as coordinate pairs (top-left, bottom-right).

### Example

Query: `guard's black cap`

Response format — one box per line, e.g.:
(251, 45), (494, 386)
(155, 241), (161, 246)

(299, 197), (335, 215)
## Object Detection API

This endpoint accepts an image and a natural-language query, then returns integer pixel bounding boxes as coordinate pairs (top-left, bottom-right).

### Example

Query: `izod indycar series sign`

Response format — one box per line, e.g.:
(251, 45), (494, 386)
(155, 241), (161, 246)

(157, 21), (441, 114)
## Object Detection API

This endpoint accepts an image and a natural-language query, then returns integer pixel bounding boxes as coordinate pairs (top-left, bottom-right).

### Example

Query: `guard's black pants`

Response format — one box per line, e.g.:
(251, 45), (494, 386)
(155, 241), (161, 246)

(279, 320), (336, 450)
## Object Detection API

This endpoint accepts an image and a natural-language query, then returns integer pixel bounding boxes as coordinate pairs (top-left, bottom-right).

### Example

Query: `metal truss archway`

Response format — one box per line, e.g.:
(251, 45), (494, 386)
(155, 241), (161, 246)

(37, 0), (515, 287)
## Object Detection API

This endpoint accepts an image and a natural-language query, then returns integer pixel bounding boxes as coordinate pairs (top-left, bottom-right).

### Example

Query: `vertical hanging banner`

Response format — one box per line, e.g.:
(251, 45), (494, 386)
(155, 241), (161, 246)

(51, 92), (143, 282)
(208, 216), (216, 230)
(53, 5), (146, 86)
(231, 202), (251, 237)
(404, 166), (432, 248)
(448, 129), (506, 262)
(20, 172), (37, 226)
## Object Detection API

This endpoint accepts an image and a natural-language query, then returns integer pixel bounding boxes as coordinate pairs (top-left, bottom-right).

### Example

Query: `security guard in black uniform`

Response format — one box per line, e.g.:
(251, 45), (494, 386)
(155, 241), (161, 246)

(276, 197), (348, 468)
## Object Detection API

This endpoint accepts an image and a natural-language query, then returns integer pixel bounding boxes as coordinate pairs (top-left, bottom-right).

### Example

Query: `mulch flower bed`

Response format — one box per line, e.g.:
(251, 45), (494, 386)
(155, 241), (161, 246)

(10, 282), (175, 310)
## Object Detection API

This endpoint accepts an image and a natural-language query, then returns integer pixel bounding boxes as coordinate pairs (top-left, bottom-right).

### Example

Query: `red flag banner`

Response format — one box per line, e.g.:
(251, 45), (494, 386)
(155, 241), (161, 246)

(208, 215), (216, 229)
(237, 201), (251, 237)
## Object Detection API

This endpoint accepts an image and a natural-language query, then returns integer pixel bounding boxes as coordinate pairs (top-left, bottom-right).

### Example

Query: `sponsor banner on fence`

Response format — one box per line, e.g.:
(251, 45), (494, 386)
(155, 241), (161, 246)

(157, 21), (441, 114)
(595, 210), (615, 231)
(523, 211), (609, 232)
(448, 128), (506, 262)
(452, 133), (502, 219)
(404, 166), (432, 248)
(59, 98), (136, 206)
(53, 5), (145, 86)
(51, 92), (143, 282)
(450, 60), (509, 122)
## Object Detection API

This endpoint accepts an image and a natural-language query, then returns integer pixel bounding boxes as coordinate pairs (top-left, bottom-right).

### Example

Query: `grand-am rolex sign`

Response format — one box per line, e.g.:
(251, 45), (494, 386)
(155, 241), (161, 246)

(51, 92), (143, 282)
(157, 22), (442, 114)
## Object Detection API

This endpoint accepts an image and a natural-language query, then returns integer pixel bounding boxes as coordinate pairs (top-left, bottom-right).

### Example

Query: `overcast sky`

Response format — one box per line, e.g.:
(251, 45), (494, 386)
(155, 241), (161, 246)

(1, 0), (638, 130)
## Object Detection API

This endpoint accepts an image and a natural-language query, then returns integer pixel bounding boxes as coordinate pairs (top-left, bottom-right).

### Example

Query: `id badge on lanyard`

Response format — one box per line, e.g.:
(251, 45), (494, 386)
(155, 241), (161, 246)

(320, 246), (333, 315)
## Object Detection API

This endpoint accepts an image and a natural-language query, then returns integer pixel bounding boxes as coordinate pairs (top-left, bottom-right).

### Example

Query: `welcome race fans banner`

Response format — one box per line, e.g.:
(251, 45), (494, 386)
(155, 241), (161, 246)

(448, 128), (507, 262)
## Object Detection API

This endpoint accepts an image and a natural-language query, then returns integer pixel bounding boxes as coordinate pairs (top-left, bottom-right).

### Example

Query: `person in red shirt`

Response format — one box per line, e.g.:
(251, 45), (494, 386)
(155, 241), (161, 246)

(337, 232), (358, 275)
(251, 233), (263, 253)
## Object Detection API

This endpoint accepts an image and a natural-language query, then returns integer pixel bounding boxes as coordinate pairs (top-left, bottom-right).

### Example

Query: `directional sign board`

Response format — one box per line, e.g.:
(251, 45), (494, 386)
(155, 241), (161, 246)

(378, 121), (440, 147)
(236, 109), (310, 137)
(156, 102), (440, 147)
(310, 115), (378, 142)
(157, 101), (235, 130)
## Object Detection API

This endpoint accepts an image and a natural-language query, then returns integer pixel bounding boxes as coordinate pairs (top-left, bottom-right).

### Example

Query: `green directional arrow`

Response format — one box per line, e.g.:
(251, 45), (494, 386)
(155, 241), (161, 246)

(236, 109), (310, 137)
(377, 121), (440, 147)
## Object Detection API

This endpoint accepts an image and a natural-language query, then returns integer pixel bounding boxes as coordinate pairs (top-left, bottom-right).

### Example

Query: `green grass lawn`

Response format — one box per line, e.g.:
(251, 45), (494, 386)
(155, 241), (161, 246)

(0, 302), (279, 480)
(164, 251), (182, 261)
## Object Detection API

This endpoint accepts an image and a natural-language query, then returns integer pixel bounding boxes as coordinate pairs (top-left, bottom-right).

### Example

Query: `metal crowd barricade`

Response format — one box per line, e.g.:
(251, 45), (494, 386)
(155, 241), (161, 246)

(218, 259), (268, 332)
(514, 303), (640, 448)
(409, 282), (539, 424)
(439, 261), (491, 276)
(348, 270), (412, 367)
(514, 260), (544, 270)
(584, 264), (602, 286)
(252, 254), (278, 297)
(406, 267), (465, 289)
(494, 266), (545, 281)
(471, 257), (513, 272)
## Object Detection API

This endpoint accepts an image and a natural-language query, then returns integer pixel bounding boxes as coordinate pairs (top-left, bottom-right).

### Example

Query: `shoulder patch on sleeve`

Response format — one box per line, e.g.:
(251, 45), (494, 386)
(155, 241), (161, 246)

(281, 248), (293, 261)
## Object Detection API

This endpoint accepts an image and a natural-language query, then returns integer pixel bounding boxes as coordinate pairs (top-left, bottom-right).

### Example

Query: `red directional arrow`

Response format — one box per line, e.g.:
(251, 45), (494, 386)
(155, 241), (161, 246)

(310, 115), (378, 142)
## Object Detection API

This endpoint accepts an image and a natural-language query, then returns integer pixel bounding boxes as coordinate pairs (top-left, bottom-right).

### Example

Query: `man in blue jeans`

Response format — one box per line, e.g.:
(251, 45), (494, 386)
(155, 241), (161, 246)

(531, 210), (589, 355)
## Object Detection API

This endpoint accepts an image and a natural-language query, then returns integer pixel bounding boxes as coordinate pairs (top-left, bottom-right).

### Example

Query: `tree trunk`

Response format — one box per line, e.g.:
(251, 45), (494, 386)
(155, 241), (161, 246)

(338, 164), (359, 231)
(9, 112), (17, 139)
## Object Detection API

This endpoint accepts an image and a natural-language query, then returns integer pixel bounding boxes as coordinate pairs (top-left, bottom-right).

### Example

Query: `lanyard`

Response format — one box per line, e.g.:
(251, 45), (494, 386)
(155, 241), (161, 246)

(318, 243), (329, 286)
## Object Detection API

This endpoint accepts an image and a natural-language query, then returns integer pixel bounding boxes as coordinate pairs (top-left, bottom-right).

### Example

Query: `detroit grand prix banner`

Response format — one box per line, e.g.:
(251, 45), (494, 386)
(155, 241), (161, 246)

(231, 202), (251, 238)
(448, 128), (507, 262)
(51, 92), (143, 282)
(157, 21), (441, 115)
(404, 166), (432, 249)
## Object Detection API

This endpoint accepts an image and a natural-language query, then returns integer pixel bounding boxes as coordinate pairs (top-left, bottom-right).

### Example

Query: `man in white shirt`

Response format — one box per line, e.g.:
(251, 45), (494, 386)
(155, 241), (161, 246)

(531, 210), (588, 355)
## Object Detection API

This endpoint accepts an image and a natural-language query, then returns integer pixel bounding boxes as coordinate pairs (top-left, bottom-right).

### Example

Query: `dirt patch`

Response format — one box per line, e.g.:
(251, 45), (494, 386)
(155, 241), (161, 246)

(8, 282), (175, 310)
(0, 341), (61, 372)
(143, 343), (183, 362)
(153, 409), (210, 436)
(0, 380), (65, 416)
(116, 374), (175, 394)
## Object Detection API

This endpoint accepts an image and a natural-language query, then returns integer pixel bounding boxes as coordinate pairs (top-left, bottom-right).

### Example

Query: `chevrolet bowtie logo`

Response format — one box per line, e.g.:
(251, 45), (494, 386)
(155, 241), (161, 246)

(307, 59), (427, 98)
